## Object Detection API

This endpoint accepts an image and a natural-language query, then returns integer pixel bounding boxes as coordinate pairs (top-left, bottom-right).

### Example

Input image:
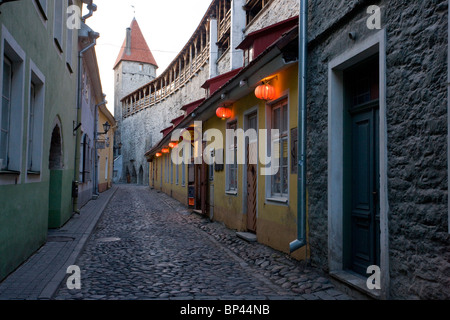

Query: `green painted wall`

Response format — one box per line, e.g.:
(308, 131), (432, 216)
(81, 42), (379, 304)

(0, 1), (81, 281)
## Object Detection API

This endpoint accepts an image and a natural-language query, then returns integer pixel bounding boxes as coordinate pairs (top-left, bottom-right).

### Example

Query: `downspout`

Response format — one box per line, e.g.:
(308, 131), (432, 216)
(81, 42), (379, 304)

(82, 2), (97, 22)
(94, 96), (107, 198)
(73, 32), (99, 214)
(290, 0), (308, 253)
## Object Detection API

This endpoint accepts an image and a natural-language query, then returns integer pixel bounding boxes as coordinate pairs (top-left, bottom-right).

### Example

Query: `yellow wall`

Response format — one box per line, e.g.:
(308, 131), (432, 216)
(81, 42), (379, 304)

(97, 111), (115, 192)
(204, 63), (306, 259)
(152, 64), (306, 260)
(151, 153), (189, 206)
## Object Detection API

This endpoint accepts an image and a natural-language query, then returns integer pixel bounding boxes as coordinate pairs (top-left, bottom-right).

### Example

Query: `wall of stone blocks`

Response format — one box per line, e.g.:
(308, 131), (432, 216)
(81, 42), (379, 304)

(306, 0), (449, 299)
(121, 66), (209, 185)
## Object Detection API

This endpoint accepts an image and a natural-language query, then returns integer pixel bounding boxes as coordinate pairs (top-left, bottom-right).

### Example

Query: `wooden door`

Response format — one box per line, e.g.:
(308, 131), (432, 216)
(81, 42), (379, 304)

(246, 113), (258, 232)
(350, 106), (380, 275)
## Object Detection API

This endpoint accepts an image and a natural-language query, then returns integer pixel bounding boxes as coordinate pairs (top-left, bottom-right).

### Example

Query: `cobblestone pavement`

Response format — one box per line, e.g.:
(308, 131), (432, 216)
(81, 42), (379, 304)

(54, 184), (352, 300)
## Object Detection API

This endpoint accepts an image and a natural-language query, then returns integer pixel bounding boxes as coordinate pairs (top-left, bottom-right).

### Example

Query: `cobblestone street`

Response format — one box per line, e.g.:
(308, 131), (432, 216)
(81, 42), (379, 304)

(54, 185), (351, 300)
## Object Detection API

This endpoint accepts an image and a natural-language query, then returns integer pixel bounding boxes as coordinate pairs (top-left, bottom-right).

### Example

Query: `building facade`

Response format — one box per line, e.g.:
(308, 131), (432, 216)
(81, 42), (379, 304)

(140, 0), (450, 300)
(116, 0), (299, 186)
(113, 18), (158, 184)
(0, 0), (98, 282)
(304, 0), (449, 300)
(97, 104), (115, 193)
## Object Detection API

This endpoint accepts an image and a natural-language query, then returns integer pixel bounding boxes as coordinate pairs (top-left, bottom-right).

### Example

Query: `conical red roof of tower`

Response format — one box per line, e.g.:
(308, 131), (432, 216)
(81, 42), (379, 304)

(113, 18), (158, 69)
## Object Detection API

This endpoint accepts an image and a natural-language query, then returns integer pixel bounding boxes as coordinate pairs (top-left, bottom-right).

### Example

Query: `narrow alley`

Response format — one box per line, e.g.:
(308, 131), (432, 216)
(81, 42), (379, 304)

(54, 185), (350, 300)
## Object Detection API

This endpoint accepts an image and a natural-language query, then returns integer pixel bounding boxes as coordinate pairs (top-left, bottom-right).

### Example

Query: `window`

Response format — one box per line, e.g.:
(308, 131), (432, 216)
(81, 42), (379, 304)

(27, 66), (45, 174)
(226, 121), (238, 193)
(165, 154), (169, 183)
(245, 0), (272, 26)
(1, 58), (12, 171)
(244, 45), (254, 67)
(176, 163), (179, 185)
(105, 156), (108, 180)
(182, 159), (186, 187)
(66, 1), (74, 72)
(170, 156), (173, 184)
(139, 64), (143, 72)
(1, 29), (25, 174)
(34, 0), (48, 21)
(269, 99), (289, 199)
(160, 157), (163, 186)
(54, 0), (64, 52)
(80, 135), (91, 182)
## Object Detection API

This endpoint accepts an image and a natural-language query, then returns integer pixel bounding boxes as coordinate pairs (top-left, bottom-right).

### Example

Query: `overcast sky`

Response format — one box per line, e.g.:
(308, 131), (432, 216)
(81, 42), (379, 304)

(85, 0), (213, 115)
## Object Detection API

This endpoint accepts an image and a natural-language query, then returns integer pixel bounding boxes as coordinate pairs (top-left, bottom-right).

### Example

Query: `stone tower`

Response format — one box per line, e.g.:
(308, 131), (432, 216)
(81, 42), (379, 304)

(113, 18), (158, 183)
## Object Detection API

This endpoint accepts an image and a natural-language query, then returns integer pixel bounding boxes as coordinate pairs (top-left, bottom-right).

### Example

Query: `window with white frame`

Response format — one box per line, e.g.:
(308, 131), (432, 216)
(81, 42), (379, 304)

(226, 121), (238, 193)
(1, 31), (25, 173)
(54, 0), (64, 52)
(0, 58), (12, 171)
(27, 67), (45, 174)
(176, 162), (179, 185)
(269, 98), (289, 199)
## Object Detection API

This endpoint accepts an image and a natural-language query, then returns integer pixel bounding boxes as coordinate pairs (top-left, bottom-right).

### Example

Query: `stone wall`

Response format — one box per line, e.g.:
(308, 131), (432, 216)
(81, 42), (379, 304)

(114, 60), (156, 163)
(121, 66), (209, 185)
(217, 48), (231, 75)
(245, 0), (299, 34)
(306, 0), (449, 299)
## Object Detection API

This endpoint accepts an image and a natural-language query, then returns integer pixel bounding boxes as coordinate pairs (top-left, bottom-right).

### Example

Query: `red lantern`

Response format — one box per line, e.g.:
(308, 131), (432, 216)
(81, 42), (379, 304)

(161, 148), (170, 154)
(255, 83), (275, 101)
(216, 106), (232, 120)
(169, 142), (178, 148)
(155, 152), (162, 157)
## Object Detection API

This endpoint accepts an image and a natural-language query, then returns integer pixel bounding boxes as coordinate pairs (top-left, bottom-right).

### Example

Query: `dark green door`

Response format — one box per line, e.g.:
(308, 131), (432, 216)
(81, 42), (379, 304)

(350, 105), (380, 275)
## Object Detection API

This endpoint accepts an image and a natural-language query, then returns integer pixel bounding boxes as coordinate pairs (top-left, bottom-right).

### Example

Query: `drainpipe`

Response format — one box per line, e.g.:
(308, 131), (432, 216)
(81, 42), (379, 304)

(73, 31), (99, 214)
(82, 2), (97, 22)
(290, 0), (308, 253)
(94, 96), (107, 198)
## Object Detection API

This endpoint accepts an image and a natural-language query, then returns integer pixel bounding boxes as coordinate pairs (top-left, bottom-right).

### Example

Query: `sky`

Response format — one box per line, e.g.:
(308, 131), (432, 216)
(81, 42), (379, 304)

(85, 0), (213, 116)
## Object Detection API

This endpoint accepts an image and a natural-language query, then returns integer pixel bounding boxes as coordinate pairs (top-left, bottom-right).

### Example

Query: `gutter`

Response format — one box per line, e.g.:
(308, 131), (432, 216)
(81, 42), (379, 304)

(73, 29), (99, 214)
(290, 0), (308, 253)
(94, 96), (107, 198)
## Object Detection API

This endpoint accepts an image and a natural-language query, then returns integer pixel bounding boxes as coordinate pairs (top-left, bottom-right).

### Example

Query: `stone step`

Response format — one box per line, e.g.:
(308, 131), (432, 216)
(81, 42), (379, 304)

(236, 232), (257, 242)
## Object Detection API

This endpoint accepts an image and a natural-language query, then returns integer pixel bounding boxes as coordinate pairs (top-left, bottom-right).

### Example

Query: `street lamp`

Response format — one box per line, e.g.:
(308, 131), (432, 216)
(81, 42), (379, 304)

(100, 121), (111, 135)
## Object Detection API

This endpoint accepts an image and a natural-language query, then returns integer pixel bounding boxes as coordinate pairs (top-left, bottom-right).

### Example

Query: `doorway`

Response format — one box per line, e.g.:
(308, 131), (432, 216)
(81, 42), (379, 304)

(138, 165), (144, 185)
(344, 55), (380, 276)
(245, 111), (258, 233)
(48, 123), (63, 228)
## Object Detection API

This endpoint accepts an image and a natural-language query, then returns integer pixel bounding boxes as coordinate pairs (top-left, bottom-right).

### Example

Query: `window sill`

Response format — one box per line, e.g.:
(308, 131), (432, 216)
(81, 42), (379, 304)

(266, 197), (288, 204)
(27, 171), (41, 176)
(226, 190), (238, 196)
(0, 170), (20, 175)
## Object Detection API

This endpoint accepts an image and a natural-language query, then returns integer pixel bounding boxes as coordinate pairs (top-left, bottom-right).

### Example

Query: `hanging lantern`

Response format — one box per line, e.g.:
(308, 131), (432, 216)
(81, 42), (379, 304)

(255, 83), (275, 101)
(216, 106), (232, 120)
(155, 152), (162, 157)
(161, 148), (170, 154)
(169, 142), (178, 148)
